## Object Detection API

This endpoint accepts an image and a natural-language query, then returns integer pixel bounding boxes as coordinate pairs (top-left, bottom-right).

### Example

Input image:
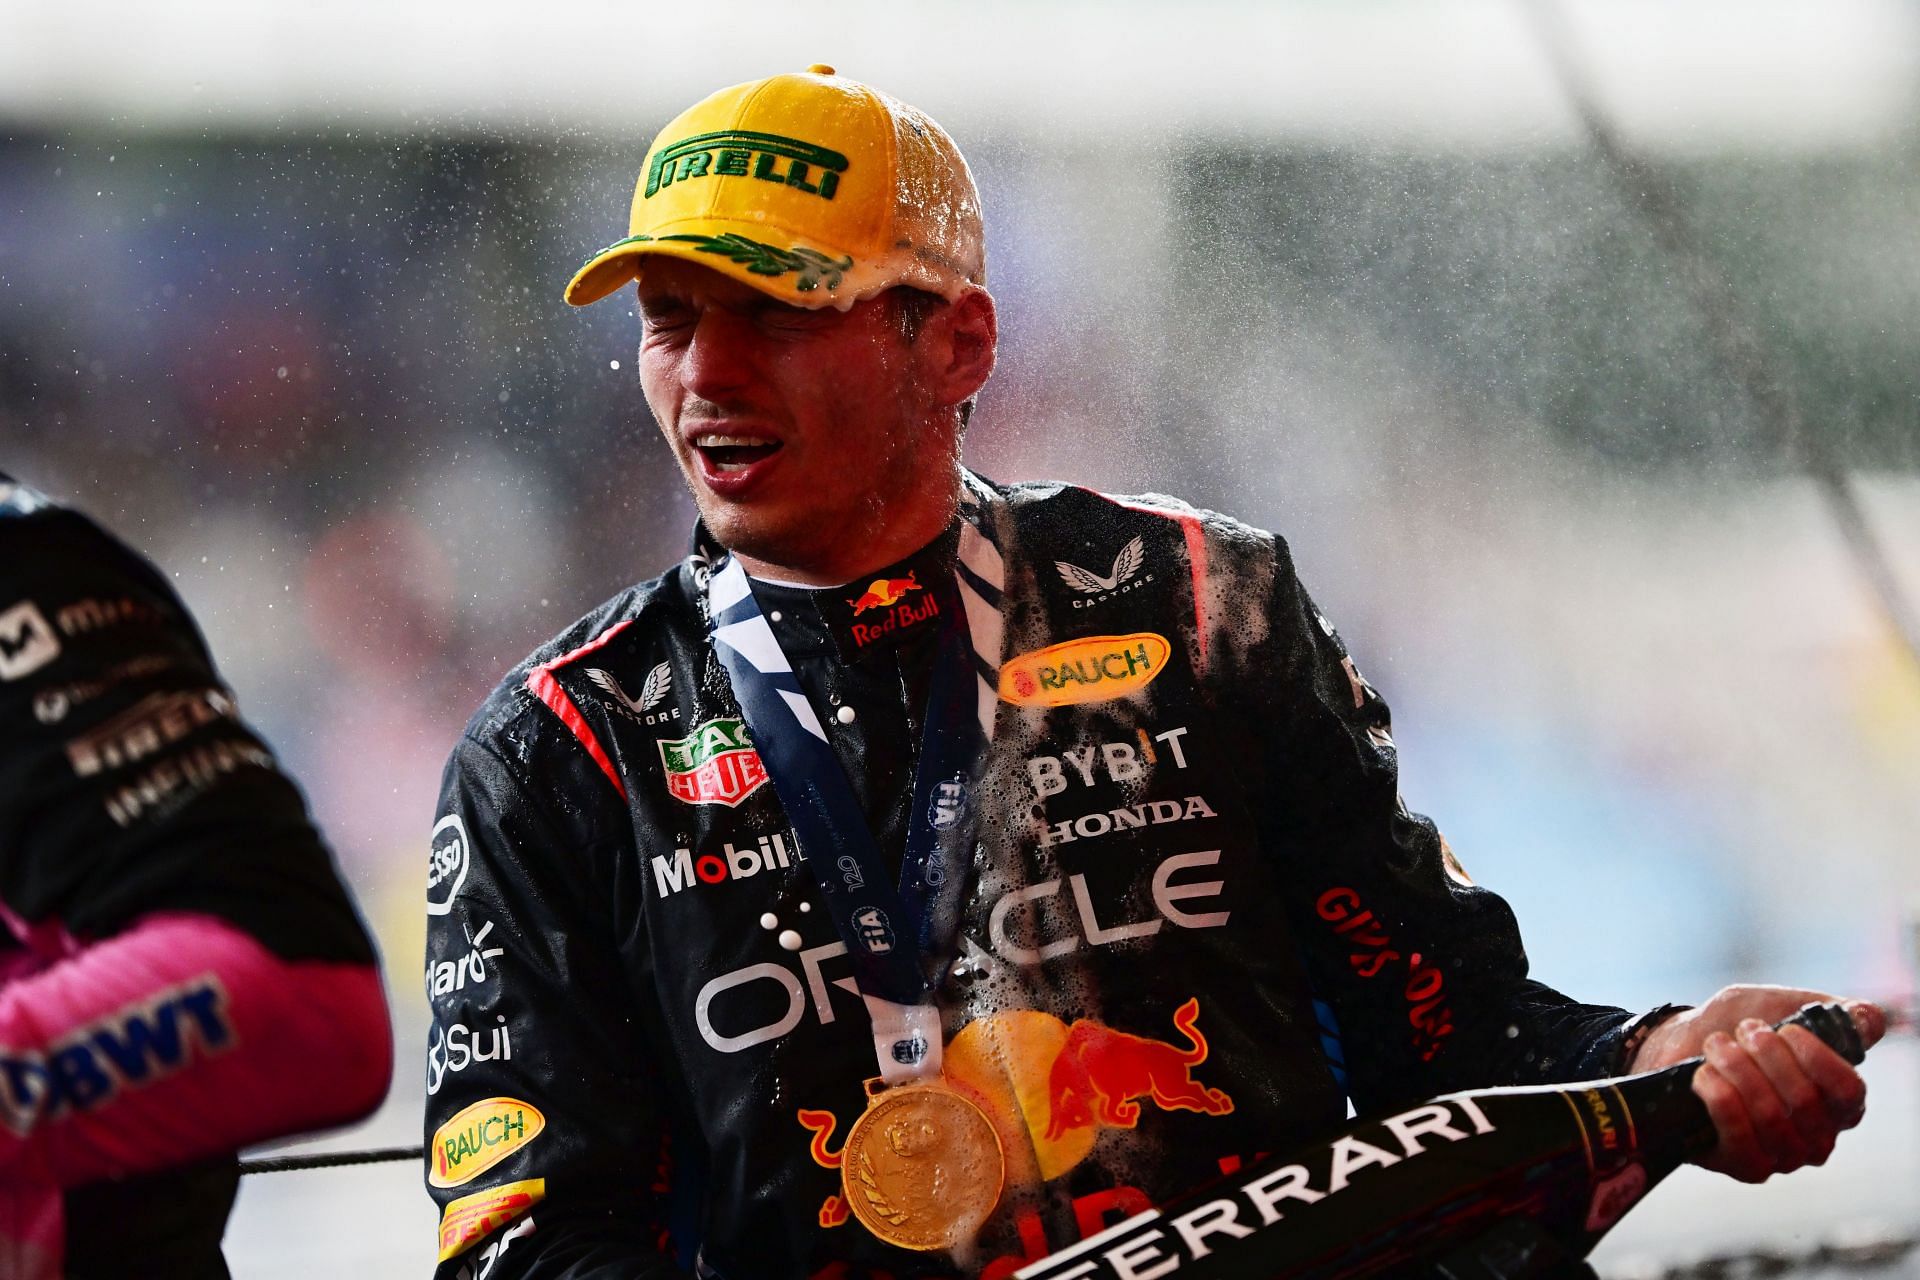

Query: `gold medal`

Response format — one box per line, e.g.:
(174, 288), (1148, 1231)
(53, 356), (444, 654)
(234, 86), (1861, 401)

(841, 1076), (1006, 1252)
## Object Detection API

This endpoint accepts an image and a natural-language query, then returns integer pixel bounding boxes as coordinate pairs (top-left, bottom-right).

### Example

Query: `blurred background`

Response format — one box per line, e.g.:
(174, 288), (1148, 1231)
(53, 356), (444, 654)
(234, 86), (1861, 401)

(3, 0), (1917, 1275)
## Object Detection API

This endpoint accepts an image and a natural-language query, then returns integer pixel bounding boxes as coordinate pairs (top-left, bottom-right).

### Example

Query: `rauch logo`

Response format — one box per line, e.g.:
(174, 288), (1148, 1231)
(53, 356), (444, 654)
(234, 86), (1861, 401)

(795, 996), (1234, 1232)
(999, 633), (1171, 708)
(430, 1096), (545, 1188)
(658, 718), (770, 807)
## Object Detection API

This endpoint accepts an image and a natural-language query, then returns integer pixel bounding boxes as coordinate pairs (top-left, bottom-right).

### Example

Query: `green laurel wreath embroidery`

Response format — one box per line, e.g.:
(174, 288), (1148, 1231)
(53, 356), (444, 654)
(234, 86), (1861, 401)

(668, 235), (856, 293)
(583, 233), (853, 293)
(658, 233), (853, 292)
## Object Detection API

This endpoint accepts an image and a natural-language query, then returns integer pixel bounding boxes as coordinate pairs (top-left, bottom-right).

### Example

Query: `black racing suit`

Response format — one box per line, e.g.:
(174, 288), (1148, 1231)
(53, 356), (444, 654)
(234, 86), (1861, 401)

(0, 475), (392, 1278)
(424, 476), (1641, 1280)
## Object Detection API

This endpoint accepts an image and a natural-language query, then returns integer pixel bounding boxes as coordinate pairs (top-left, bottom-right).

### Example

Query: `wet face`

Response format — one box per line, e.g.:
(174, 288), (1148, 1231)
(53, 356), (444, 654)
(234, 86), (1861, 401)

(636, 257), (977, 584)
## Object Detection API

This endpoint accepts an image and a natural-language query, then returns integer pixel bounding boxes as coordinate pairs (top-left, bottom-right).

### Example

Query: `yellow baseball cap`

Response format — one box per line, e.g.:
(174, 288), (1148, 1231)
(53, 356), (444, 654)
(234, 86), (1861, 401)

(565, 66), (986, 310)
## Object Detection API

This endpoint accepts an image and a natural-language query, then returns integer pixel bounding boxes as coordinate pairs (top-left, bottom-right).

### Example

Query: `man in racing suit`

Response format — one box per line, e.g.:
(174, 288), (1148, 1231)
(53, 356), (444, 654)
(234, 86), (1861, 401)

(423, 68), (1879, 1280)
(0, 475), (393, 1277)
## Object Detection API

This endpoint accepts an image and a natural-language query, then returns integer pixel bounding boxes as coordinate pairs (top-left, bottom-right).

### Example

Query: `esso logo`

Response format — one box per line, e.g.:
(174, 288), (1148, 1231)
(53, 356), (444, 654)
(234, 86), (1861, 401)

(427, 814), (470, 917)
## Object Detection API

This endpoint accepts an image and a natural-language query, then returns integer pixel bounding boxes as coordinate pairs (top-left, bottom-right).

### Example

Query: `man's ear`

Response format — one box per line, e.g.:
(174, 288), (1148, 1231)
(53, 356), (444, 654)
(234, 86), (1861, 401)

(928, 288), (997, 411)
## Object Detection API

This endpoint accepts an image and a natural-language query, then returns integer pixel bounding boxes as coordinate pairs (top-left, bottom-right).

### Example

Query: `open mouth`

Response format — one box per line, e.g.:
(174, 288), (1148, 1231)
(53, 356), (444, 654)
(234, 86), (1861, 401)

(693, 435), (783, 473)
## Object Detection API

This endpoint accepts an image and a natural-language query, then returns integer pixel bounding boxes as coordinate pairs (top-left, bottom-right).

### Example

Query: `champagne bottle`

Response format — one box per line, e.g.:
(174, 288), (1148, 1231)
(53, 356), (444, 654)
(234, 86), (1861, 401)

(1014, 1003), (1865, 1280)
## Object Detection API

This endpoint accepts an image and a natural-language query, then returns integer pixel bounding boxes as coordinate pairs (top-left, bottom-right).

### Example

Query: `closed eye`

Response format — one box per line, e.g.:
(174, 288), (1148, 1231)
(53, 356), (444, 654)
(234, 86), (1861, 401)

(639, 302), (693, 334)
(752, 303), (834, 337)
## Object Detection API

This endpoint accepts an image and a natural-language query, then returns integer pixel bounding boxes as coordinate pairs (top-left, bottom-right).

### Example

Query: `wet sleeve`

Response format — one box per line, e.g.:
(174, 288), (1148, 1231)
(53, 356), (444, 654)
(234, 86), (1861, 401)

(0, 912), (390, 1187)
(425, 732), (685, 1280)
(0, 504), (391, 1184)
(0, 505), (379, 961)
(1245, 535), (1633, 1115)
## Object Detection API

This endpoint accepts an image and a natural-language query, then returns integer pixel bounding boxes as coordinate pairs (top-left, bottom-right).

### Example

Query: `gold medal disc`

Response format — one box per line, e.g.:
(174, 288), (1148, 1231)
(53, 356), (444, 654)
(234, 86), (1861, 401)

(841, 1077), (1006, 1252)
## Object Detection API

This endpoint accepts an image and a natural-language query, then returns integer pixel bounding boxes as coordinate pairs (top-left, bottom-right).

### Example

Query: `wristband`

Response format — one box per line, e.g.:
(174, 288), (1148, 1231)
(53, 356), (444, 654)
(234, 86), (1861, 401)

(1617, 1002), (1692, 1073)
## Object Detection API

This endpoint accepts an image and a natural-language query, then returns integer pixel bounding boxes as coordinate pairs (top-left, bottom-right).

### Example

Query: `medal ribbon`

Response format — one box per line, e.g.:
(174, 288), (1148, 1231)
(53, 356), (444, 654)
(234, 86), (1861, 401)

(705, 484), (1005, 1084)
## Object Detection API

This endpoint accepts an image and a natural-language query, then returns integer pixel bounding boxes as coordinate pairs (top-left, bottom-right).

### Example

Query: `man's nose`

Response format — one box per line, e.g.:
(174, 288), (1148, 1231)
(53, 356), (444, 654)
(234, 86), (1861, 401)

(680, 309), (756, 400)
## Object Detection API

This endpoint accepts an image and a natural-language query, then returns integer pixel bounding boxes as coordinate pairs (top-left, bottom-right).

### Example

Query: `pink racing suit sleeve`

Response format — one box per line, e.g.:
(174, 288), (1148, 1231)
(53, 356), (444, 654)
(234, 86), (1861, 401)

(0, 910), (390, 1188)
(0, 483), (397, 1274)
(0, 1181), (61, 1280)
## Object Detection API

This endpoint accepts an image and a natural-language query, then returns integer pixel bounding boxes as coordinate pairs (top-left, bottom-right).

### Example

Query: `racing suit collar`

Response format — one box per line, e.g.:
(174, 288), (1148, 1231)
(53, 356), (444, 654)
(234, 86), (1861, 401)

(694, 520), (961, 665)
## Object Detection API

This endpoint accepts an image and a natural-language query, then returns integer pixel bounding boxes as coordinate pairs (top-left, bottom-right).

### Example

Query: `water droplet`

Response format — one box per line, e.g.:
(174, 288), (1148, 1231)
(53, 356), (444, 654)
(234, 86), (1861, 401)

(778, 929), (804, 951)
(759, 912), (778, 930)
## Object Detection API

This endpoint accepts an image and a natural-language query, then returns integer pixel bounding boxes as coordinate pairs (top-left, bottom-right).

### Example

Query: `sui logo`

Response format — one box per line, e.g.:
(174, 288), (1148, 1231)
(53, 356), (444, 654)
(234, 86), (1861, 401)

(853, 907), (895, 955)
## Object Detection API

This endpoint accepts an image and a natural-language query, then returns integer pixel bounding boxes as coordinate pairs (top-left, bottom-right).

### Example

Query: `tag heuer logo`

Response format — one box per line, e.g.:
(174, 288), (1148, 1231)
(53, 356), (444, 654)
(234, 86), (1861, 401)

(659, 717), (769, 807)
(0, 601), (61, 681)
(1055, 536), (1153, 608)
(585, 662), (679, 725)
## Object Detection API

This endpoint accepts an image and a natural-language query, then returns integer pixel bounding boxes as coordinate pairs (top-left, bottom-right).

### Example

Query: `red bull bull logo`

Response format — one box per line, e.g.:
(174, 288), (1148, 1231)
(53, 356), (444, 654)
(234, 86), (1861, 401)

(849, 572), (922, 615)
(797, 1109), (854, 1228)
(1040, 997), (1232, 1140)
(796, 998), (1235, 1232)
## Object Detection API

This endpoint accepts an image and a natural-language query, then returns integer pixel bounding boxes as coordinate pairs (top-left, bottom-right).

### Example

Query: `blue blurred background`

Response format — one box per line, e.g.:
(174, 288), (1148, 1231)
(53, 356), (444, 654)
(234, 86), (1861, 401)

(3, 1), (1916, 1273)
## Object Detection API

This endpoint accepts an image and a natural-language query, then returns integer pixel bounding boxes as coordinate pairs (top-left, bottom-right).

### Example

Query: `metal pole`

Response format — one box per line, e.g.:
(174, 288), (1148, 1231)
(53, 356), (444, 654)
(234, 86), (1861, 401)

(1522, 0), (1920, 682)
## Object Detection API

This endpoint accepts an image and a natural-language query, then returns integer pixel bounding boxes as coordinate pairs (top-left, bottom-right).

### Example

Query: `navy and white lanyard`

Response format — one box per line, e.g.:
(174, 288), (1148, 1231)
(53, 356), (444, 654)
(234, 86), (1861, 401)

(705, 503), (1005, 1084)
